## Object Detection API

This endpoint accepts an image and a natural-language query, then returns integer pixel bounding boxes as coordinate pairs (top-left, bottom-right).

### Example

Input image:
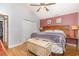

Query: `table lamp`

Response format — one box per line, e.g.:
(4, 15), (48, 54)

(71, 25), (78, 38)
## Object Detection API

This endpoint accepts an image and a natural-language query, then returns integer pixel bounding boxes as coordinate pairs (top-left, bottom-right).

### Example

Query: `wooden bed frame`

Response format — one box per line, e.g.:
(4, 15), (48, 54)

(40, 25), (70, 37)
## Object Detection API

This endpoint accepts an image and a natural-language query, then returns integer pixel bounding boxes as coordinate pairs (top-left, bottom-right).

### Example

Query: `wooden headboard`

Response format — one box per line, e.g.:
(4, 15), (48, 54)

(41, 25), (70, 37)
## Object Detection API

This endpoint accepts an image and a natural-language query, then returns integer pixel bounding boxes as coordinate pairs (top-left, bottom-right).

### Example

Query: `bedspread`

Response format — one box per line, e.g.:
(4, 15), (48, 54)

(31, 32), (66, 51)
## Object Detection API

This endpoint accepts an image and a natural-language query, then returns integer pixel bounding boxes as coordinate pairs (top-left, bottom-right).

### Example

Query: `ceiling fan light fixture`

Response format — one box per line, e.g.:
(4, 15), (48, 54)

(44, 7), (49, 11)
(36, 7), (41, 12)
(30, 3), (56, 12)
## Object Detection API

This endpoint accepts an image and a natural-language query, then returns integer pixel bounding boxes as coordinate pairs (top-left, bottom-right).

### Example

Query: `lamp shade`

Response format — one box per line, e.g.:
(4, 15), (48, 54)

(71, 25), (78, 30)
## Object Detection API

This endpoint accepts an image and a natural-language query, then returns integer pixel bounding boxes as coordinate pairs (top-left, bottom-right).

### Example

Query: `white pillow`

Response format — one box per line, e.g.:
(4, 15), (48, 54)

(54, 30), (66, 37)
(54, 30), (63, 32)
(44, 30), (53, 32)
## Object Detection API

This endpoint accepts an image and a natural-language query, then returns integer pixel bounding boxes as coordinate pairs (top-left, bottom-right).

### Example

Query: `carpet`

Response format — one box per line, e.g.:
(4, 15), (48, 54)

(0, 40), (8, 56)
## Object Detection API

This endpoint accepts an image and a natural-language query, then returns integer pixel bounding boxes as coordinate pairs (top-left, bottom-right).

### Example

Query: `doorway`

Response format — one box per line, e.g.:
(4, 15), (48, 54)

(0, 21), (3, 42)
(0, 15), (8, 48)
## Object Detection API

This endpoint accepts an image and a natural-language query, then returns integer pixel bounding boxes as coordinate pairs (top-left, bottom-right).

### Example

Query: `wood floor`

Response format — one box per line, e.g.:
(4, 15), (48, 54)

(6, 42), (79, 56)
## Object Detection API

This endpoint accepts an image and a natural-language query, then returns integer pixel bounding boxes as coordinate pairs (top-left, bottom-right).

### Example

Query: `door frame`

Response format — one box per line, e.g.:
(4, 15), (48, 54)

(0, 14), (8, 48)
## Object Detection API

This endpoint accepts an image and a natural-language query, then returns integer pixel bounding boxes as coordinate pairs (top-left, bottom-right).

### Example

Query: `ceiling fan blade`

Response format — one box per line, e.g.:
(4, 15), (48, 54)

(36, 7), (41, 12)
(40, 3), (45, 6)
(44, 7), (49, 11)
(30, 3), (56, 6)
(30, 4), (41, 6)
(45, 3), (56, 6)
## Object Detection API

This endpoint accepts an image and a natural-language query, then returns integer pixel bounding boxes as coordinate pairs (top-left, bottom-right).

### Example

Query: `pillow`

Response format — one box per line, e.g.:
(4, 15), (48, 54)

(54, 30), (66, 37)
(44, 30), (53, 32)
(54, 30), (63, 32)
(54, 30), (65, 34)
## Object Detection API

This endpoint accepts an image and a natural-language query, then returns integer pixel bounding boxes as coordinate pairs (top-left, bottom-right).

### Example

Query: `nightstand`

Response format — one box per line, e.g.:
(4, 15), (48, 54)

(66, 37), (78, 50)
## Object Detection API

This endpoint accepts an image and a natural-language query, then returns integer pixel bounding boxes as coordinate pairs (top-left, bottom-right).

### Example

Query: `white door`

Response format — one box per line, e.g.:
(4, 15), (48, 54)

(23, 20), (38, 41)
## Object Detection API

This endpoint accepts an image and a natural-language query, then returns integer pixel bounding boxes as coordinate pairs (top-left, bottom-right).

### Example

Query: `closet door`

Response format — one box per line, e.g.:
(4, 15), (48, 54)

(23, 20), (38, 41)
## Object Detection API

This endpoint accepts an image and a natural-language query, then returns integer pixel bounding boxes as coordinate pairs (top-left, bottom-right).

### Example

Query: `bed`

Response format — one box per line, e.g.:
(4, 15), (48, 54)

(31, 25), (70, 55)
(31, 30), (66, 55)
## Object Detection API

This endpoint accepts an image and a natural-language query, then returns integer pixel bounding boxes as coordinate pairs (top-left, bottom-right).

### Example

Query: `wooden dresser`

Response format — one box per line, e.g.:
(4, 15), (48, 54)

(27, 39), (52, 56)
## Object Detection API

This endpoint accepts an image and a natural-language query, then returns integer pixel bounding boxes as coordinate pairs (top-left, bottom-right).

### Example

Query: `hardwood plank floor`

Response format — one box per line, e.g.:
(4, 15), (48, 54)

(6, 42), (79, 56)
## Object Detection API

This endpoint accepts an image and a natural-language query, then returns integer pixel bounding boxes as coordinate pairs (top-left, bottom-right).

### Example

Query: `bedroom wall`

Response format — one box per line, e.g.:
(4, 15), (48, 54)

(40, 12), (78, 38)
(0, 3), (11, 47)
(0, 4), (11, 15)
(40, 12), (78, 27)
(22, 5), (40, 43)
(0, 3), (40, 48)
(9, 4), (40, 48)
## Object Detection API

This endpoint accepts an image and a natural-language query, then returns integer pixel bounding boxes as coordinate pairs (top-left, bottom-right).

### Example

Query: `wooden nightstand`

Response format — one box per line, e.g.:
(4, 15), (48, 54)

(66, 37), (78, 50)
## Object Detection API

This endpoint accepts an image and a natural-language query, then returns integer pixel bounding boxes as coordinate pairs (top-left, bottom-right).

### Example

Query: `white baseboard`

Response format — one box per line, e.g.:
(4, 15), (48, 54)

(8, 40), (27, 48)
(66, 43), (76, 47)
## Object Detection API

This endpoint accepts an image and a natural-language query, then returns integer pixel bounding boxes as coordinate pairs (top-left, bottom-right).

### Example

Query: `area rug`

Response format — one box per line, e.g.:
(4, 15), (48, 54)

(0, 40), (8, 56)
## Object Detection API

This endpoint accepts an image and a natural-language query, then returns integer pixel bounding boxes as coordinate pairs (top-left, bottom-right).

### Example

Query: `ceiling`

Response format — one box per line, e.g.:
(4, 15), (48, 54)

(27, 3), (79, 19)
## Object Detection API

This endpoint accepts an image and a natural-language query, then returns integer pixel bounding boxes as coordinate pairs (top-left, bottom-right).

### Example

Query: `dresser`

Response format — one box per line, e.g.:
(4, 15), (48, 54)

(27, 39), (52, 56)
(66, 37), (78, 50)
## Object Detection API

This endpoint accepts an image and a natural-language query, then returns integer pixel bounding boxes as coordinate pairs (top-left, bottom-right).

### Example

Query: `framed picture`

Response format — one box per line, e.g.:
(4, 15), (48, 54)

(47, 20), (51, 24)
(56, 18), (62, 24)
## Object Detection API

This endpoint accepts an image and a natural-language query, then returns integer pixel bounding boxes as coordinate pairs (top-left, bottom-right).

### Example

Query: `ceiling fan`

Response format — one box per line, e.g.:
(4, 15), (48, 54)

(30, 3), (56, 12)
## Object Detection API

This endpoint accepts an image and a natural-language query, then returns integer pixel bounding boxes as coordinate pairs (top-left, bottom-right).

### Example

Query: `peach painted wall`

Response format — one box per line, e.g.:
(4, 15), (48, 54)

(40, 12), (78, 38)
